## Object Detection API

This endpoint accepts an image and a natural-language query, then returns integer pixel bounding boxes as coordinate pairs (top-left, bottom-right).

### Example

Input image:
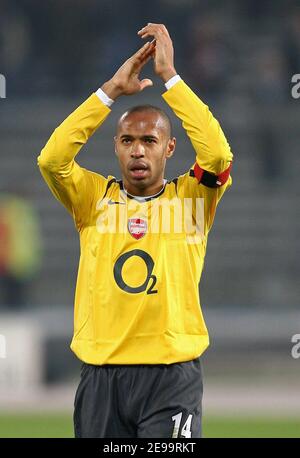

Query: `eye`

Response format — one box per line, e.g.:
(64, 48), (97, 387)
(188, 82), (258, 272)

(121, 138), (131, 144)
(145, 138), (156, 144)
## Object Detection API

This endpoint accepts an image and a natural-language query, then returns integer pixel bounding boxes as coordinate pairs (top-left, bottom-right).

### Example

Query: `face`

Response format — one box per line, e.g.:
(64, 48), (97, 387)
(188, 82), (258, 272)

(114, 111), (176, 196)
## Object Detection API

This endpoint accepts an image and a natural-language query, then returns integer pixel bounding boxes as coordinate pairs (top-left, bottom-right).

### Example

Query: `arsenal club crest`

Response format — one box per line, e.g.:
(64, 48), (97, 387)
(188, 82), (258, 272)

(127, 218), (147, 240)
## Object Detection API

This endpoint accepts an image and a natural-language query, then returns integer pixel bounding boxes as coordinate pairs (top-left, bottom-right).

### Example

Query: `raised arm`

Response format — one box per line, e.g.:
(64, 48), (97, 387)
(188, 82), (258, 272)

(138, 23), (233, 179)
(38, 41), (156, 229)
(37, 95), (111, 230)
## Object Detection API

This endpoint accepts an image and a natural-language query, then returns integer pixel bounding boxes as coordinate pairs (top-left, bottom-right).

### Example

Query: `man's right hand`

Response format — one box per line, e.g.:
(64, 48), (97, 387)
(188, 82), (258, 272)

(101, 41), (155, 100)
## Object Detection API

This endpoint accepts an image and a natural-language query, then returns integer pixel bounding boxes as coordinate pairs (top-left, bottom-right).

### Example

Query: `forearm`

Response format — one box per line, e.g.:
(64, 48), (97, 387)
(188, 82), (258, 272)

(37, 93), (111, 174)
(162, 79), (233, 175)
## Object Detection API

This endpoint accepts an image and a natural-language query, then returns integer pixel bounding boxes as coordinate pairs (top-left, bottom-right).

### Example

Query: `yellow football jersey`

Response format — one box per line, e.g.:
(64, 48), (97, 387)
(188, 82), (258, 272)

(38, 80), (233, 365)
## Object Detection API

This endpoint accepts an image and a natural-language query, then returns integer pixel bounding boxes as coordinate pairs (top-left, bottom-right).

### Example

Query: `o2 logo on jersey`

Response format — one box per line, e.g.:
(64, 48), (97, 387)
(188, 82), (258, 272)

(113, 249), (158, 294)
(128, 218), (147, 240)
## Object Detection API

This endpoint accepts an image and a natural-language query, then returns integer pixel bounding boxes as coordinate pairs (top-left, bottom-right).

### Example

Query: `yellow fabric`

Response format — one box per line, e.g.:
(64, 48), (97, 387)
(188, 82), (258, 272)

(38, 81), (233, 365)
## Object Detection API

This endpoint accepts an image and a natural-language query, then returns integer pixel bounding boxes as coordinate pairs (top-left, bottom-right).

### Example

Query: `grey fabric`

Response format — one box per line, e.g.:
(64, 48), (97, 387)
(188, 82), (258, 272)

(73, 358), (203, 438)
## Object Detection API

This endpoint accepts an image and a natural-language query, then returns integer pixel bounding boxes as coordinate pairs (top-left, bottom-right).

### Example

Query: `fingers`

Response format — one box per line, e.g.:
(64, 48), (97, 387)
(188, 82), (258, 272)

(138, 23), (170, 40)
(134, 51), (155, 75)
(139, 78), (153, 91)
(133, 40), (156, 62)
(131, 41), (156, 69)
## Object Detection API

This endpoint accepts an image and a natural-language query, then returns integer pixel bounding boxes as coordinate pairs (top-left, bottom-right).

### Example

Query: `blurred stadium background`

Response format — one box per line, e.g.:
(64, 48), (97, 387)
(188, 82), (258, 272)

(0, 0), (300, 438)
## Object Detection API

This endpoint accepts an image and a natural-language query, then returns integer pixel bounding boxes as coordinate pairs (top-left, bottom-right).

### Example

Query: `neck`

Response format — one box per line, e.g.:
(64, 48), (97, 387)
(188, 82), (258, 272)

(123, 180), (165, 197)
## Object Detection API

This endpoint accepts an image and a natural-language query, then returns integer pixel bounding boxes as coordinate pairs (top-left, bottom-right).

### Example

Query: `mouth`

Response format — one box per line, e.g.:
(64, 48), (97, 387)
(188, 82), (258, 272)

(128, 162), (150, 179)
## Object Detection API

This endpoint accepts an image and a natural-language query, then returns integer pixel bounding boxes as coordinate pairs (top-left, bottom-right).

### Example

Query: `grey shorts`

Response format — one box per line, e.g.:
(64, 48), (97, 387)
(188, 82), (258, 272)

(73, 358), (203, 438)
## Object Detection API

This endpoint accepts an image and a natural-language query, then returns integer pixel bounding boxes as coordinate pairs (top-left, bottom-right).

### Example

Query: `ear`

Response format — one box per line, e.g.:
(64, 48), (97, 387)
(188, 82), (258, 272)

(165, 137), (176, 159)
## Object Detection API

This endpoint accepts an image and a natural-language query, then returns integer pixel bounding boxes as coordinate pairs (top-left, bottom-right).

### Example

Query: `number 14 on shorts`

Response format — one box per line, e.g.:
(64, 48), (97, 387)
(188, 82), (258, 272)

(172, 412), (193, 438)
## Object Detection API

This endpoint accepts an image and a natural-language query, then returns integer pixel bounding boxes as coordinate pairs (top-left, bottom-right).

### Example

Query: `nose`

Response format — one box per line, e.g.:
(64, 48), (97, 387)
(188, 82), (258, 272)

(130, 142), (145, 158)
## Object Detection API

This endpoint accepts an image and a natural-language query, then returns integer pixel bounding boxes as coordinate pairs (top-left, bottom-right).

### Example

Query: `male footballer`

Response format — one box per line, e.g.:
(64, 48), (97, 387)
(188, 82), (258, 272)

(38, 23), (233, 438)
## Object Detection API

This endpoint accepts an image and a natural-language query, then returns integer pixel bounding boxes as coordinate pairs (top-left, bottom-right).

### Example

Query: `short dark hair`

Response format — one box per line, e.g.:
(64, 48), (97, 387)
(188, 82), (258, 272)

(118, 104), (172, 138)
